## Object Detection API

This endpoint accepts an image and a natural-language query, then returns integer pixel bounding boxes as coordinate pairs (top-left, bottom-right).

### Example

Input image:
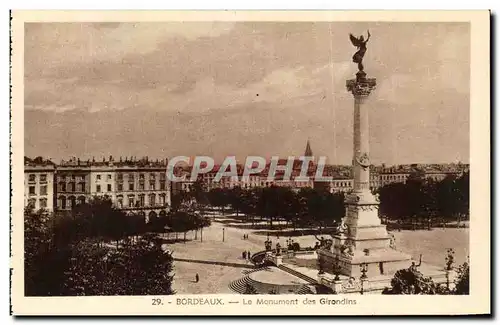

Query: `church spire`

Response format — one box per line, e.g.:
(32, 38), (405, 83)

(304, 139), (313, 157)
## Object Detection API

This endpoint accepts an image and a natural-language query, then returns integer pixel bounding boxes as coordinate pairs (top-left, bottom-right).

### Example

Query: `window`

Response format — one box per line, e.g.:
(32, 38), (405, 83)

(68, 197), (76, 209)
(159, 194), (166, 205)
(149, 181), (155, 191)
(70, 182), (76, 192)
(28, 174), (36, 182)
(96, 185), (101, 193)
(96, 175), (101, 181)
(29, 186), (36, 195)
(28, 198), (36, 207)
(60, 197), (67, 209)
(160, 181), (166, 190)
(71, 175), (76, 180)
(107, 184), (112, 192)
(40, 198), (47, 208)
(117, 184), (123, 191)
(160, 172), (166, 180)
(117, 174), (123, 181)
(150, 173), (156, 179)
(138, 195), (145, 207)
(128, 196), (135, 207)
(149, 194), (156, 206)
(139, 183), (144, 191)
(129, 183), (134, 191)
(40, 174), (47, 183)
(128, 173), (134, 180)
(107, 174), (112, 180)
(59, 182), (66, 192)
(117, 196), (123, 208)
(40, 185), (47, 196)
(139, 174), (145, 180)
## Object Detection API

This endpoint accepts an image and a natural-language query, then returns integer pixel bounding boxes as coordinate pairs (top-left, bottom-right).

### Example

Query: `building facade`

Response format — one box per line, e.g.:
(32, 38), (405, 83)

(24, 160), (56, 212)
(25, 157), (171, 222)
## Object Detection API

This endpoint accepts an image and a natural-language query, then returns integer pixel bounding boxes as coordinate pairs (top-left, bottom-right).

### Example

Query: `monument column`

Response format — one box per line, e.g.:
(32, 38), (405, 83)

(349, 75), (376, 194)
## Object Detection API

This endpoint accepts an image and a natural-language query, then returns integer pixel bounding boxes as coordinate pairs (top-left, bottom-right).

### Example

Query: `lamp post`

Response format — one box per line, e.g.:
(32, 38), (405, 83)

(334, 256), (341, 281)
(222, 227), (225, 242)
(360, 263), (368, 295)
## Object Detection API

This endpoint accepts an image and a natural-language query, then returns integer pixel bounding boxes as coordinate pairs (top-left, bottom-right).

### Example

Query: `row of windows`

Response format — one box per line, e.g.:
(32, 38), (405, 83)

(28, 174), (48, 183)
(28, 185), (48, 196)
(115, 181), (167, 192)
(380, 175), (408, 181)
(116, 172), (167, 181)
(115, 193), (167, 208)
(57, 196), (85, 209)
(57, 175), (85, 182)
(58, 182), (86, 192)
(56, 194), (168, 209)
(57, 181), (168, 193)
(27, 198), (48, 208)
(55, 173), (168, 182)
(96, 174), (112, 181)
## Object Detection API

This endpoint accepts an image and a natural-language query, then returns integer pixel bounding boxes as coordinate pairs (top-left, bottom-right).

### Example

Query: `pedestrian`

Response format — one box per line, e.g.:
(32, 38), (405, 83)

(247, 251), (251, 259)
(195, 273), (199, 283)
(243, 251), (247, 259)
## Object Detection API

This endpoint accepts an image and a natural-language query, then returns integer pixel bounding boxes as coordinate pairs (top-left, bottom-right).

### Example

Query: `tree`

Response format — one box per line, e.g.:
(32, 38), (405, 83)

(24, 196), (177, 296)
(454, 260), (469, 295)
(207, 188), (230, 214)
(229, 186), (244, 217)
(113, 234), (175, 295)
(167, 210), (211, 242)
(382, 267), (449, 295)
(24, 207), (53, 295)
(60, 240), (110, 296)
(298, 188), (343, 236)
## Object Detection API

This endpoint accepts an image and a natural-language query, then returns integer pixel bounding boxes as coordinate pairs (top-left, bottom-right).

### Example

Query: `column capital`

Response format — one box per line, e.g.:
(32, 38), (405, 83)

(346, 75), (377, 98)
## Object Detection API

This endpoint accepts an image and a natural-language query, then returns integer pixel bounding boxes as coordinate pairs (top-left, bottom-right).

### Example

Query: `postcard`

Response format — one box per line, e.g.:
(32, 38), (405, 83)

(10, 10), (490, 316)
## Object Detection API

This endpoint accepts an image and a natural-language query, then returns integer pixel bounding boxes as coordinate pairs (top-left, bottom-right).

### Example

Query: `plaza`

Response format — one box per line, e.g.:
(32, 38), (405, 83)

(168, 213), (469, 294)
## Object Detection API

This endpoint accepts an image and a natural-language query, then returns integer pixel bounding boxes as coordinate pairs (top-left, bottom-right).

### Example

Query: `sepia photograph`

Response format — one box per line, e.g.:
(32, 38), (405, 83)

(10, 10), (490, 316)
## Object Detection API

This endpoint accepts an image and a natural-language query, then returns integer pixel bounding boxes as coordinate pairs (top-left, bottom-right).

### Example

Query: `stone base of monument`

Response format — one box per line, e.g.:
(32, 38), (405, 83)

(317, 247), (413, 279)
(317, 262), (451, 294)
(316, 190), (414, 279)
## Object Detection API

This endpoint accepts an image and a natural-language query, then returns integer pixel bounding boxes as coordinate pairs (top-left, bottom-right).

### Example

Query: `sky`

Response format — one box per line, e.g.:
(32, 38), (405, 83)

(24, 21), (470, 165)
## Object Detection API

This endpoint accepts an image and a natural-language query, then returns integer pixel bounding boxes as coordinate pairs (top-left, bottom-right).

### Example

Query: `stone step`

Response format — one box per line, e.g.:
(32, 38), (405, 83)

(278, 264), (318, 284)
(229, 268), (315, 294)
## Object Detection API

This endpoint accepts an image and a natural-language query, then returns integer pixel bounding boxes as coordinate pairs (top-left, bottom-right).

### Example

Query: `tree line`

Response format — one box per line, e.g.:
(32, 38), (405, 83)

(178, 171), (469, 232)
(25, 196), (211, 296)
(378, 172), (469, 228)
(200, 185), (345, 231)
